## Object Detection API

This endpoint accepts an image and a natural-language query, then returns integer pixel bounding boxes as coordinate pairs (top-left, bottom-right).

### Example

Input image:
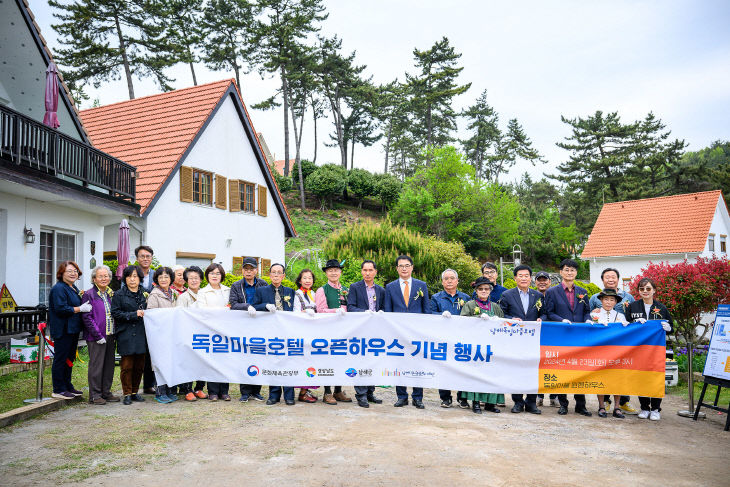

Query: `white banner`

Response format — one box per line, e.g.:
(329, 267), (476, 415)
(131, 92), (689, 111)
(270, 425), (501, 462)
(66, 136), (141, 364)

(144, 308), (541, 393)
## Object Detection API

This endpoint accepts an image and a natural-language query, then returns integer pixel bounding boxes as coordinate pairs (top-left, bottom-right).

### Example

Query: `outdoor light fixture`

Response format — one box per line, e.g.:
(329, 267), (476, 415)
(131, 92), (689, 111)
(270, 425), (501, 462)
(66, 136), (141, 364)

(24, 226), (36, 244)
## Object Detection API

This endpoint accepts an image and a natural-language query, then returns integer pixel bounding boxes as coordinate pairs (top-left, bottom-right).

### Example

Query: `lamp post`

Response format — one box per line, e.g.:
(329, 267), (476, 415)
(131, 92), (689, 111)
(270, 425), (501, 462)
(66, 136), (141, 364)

(499, 244), (523, 286)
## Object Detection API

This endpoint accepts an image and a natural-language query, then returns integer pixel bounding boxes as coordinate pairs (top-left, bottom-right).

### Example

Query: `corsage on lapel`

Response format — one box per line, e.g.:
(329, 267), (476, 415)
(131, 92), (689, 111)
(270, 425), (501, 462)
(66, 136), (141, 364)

(413, 288), (424, 301)
(283, 295), (291, 304)
(534, 298), (542, 312)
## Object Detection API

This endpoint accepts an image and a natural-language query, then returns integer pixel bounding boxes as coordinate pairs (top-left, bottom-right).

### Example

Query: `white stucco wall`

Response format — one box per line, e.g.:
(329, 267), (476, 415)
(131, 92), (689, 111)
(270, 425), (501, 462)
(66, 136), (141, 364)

(701, 199), (730, 258)
(144, 97), (286, 272)
(588, 254), (701, 289)
(0, 191), (106, 305)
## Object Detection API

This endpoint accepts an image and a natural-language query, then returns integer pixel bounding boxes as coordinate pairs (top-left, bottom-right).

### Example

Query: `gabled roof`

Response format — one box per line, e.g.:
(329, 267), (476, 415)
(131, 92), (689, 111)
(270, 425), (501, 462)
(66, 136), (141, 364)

(581, 190), (725, 258)
(15, 0), (89, 141)
(79, 80), (295, 237)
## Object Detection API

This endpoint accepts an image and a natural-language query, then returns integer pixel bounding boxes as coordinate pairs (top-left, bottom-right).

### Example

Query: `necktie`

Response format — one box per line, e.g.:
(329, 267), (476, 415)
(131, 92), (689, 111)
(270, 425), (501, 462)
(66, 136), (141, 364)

(275, 288), (283, 311)
(403, 280), (409, 307)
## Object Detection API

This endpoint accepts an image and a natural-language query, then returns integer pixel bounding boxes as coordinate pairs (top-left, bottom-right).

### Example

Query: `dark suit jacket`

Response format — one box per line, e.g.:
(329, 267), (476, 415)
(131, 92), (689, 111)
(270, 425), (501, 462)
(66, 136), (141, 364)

(229, 277), (267, 310)
(500, 287), (544, 321)
(625, 300), (673, 332)
(48, 281), (83, 339)
(251, 284), (295, 311)
(383, 278), (429, 313)
(347, 280), (385, 312)
(541, 284), (590, 322)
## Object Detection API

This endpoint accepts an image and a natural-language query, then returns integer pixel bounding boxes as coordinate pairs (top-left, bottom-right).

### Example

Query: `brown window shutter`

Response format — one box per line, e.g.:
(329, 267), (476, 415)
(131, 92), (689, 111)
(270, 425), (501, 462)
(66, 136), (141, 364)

(180, 166), (193, 202)
(215, 175), (227, 209)
(258, 185), (267, 216)
(261, 258), (271, 276)
(229, 179), (240, 212)
(232, 256), (243, 276)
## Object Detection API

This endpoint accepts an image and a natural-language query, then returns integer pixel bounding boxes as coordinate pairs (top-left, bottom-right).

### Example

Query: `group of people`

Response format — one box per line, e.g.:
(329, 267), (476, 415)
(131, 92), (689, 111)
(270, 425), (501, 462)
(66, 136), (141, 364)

(46, 245), (673, 420)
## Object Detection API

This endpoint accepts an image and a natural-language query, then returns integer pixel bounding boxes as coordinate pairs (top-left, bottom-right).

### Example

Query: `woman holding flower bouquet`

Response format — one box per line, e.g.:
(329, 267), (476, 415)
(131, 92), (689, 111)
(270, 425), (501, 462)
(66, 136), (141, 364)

(293, 268), (319, 403)
(146, 267), (178, 404)
(459, 277), (505, 414)
(315, 259), (353, 405)
(625, 278), (673, 421)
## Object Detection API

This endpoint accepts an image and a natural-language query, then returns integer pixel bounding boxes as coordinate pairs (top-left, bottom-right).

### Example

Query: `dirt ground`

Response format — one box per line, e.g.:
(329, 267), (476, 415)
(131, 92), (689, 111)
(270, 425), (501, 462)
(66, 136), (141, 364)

(0, 387), (727, 487)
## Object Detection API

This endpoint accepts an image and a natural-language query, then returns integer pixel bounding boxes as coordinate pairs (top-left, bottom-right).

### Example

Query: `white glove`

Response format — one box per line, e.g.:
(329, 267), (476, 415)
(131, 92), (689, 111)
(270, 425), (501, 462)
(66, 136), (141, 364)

(661, 321), (671, 331)
(247, 306), (256, 317)
(479, 313), (491, 320)
(635, 318), (647, 324)
(621, 321), (629, 327)
(79, 303), (92, 313)
(265, 303), (277, 313)
(442, 310), (452, 318)
(96, 337), (107, 345)
(562, 319), (571, 324)
(305, 308), (315, 316)
(377, 310), (384, 314)
(336, 307), (345, 316)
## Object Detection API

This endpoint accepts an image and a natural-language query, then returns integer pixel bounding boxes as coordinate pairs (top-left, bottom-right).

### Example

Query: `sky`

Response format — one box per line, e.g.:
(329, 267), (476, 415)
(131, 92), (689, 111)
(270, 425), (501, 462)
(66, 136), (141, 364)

(29, 0), (730, 183)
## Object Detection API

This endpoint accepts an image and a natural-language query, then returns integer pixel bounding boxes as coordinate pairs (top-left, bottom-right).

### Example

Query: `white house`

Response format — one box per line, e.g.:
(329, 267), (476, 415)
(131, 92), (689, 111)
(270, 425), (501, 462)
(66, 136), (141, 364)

(0, 0), (139, 307)
(581, 190), (730, 288)
(79, 80), (296, 274)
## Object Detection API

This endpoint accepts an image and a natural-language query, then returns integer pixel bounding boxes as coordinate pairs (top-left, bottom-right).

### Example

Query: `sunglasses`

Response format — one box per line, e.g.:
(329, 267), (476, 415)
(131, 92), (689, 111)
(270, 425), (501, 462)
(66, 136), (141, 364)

(638, 287), (654, 292)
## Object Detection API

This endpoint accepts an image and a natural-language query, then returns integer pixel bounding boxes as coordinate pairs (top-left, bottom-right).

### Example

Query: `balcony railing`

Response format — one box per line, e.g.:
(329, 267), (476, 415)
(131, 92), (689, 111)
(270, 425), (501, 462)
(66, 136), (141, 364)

(0, 103), (135, 202)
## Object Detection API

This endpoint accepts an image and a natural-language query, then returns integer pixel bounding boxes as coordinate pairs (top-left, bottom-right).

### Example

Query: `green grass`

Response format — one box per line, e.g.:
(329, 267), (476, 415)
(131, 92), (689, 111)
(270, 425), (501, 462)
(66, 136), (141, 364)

(667, 377), (730, 405)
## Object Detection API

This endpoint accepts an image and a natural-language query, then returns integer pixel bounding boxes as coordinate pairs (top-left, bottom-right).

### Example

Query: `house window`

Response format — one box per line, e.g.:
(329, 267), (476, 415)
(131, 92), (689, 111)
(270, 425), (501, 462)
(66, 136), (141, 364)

(708, 235), (715, 252)
(622, 278), (631, 291)
(721, 235), (727, 253)
(193, 169), (212, 205)
(39, 229), (77, 305)
(239, 181), (255, 213)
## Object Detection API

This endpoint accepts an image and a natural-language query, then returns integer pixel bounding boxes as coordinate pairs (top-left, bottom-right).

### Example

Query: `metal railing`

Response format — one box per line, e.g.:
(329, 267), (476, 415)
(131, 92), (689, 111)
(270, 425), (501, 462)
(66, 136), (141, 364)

(0, 307), (48, 337)
(0, 104), (136, 202)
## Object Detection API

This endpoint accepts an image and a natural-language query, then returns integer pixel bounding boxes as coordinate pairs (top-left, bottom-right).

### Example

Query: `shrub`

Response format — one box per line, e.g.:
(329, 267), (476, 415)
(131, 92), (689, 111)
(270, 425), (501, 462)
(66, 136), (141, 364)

(322, 218), (480, 293)
(348, 168), (377, 206)
(576, 280), (601, 296)
(0, 347), (10, 366)
(292, 159), (318, 185)
(274, 173), (293, 193)
(503, 278), (516, 289)
(305, 164), (347, 209)
(375, 173), (402, 210)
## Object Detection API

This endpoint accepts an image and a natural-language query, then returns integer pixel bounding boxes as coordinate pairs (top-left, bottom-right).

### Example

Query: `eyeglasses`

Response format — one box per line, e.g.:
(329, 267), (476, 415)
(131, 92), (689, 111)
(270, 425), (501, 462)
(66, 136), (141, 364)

(397, 264), (412, 269)
(638, 287), (654, 292)
(270, 271), (284, 275)
(65, 268), (78, 274)
(209, 271), (222, 276)
(483, 270), (497, 274)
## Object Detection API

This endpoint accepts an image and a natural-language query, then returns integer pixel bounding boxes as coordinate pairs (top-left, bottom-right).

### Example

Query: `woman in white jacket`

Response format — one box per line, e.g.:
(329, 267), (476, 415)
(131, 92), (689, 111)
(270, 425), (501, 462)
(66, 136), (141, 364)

(197, 263), (231, 401)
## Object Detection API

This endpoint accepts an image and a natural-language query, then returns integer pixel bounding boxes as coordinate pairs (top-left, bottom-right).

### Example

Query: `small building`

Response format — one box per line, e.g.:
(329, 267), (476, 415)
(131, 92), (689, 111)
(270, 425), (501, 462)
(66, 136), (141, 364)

(0, 0), (138, 307)
(274, 158), (295, 176)
(79, 80), (296, 274)
(581, 190), (729, 288)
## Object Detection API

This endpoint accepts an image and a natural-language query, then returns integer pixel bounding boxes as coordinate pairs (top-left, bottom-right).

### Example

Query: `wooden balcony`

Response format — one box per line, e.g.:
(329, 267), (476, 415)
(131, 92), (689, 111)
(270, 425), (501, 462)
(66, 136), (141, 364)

(0, 103), (136, 203)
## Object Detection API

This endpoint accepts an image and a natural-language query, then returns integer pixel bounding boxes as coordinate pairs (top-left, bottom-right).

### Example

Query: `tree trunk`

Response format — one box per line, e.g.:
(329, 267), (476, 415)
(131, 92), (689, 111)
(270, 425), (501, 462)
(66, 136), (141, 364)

(281, 66), (290, 177)
(350, 138), (355, 170)
(189, 61), (198, 86)
(311, 97), (318, 163)
(384, 120), (392, 173)
(233, 63), (241, 92)
(114, 13), (135, 99)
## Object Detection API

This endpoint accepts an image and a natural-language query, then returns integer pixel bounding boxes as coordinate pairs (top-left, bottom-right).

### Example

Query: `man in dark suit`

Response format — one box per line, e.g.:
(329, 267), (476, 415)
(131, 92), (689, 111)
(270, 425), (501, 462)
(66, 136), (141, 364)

(347, 260), (385, 408)
(384, 255), (430, 409)
(249, 263), (296, 405)
(429, 268), (470, 408)
(230, 257), (268, 402)
(500, 264), (543, 414)
(541, 258), (592, 417)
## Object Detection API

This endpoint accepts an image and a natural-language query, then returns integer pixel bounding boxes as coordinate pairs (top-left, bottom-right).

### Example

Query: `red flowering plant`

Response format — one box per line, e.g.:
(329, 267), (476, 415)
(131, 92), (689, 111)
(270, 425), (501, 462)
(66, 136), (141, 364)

(628, 256), (730, 348)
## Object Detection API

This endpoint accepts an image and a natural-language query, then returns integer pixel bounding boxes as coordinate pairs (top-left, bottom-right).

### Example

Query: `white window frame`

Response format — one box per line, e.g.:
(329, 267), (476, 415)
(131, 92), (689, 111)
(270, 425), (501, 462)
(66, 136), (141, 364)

(39, 227), (78, 305)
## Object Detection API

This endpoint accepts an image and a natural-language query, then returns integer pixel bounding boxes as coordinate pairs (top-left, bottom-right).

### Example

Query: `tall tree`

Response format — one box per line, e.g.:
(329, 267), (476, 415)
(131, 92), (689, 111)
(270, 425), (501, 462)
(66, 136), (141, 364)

(200, 0), (259, 90)
(407, 37), (471, 157)
(309, 93), (326, 163)
(254, 0), (327, 177)
(460, 89), (500, 179)
(49, 0), (176, 99)
(374, 80), (407, 173)
(316, 36), (367, 169)
(155, 0), (205, 86)
(490, 118), (543, 182)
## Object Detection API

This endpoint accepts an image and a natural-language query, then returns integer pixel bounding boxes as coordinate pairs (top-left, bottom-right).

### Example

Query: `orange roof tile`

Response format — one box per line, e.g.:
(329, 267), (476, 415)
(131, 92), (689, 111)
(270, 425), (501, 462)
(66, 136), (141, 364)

(79, 80), (294, 236)
(274, 159), (295, 176)
(581, 190), (724, 258)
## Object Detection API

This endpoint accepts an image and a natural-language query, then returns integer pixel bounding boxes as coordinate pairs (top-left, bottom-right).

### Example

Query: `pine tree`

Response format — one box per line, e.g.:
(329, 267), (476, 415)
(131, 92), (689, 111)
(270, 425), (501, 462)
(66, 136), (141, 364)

(460, 90), (500, 179)
(200, 0), (259, 90)
(155, 0), (205, 86)
(49, 0), (176, 100)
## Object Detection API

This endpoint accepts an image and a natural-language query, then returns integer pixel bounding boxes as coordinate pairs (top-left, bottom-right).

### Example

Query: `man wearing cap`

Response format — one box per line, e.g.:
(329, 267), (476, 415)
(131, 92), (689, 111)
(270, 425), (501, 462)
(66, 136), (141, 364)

(429, 268), (470, 408)
(384, 255), (430, 409)
(588, 268), (638, 415)
(230, 257), (268, 402)
(499, 264), (542, 414)
(533, 270), (556, 407)
(347, 260), (385, 408)
(314, 259), (354, 405)
(249, 264), (296, 405)
(541, 258), (592, 417)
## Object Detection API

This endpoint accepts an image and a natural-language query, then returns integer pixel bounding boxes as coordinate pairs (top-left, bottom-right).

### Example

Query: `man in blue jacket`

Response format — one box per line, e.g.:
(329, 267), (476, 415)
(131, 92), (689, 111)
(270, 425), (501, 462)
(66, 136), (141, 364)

(541, 258), (592, 417)
(500, 264), (543, 414)
(429, 268), (470, 408)
(249, 263), (295, 405)
(347, 260), (385, 408)
(384, 255), (430, 409)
